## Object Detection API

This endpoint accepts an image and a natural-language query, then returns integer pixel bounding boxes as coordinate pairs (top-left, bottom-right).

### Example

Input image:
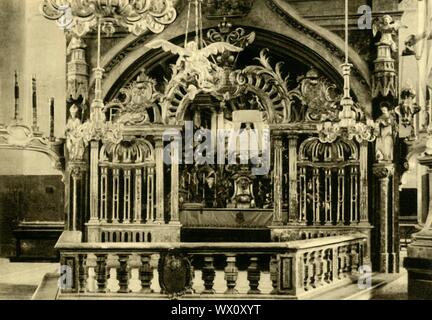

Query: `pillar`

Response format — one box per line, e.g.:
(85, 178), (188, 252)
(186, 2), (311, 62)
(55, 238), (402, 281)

(67, 161), (87, 232)
(373, 163), (397, 273)
(170, 138), (180, 224)
(287, 135), (298, 224)
(89, 141), (99, 222)
(155, 137), (164, 224)
(359, 141), (369, 225)
(272, 135), (283, 225)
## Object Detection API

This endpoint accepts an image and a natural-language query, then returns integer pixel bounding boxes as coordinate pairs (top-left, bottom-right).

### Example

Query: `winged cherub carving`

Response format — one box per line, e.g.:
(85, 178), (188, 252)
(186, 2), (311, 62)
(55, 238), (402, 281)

(372, 15), (407, 52)
(146, 40), (243, 91)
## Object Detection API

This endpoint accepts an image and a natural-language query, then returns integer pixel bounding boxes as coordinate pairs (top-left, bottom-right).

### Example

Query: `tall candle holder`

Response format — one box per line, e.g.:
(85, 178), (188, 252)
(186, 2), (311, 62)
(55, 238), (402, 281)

(32, 76), (40, 133)
(49, 97), (55, 142)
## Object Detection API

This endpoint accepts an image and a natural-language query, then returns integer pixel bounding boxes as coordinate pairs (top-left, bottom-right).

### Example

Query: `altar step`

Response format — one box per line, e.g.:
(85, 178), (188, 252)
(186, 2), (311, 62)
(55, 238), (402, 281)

(32, 269), (407, 300)
(309, 271), (407, 300)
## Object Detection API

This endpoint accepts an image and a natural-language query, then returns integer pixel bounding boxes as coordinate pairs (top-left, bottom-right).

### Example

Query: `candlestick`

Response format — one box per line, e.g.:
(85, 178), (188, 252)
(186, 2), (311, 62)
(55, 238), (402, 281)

(49, 97), (55, 141)
(14, 71), (19, 121)
(32, 76), (38, 131)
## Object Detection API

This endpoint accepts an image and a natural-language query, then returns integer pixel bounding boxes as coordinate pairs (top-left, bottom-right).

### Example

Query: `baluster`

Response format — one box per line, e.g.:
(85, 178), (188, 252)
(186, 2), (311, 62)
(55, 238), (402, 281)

(298, 167), (307, 223)
(78, 254), (88, 293)
(350, 166), (359, 225)
(332, 247), (339, 282)
(323, 249), (332, 283)
(117, 254), (130, 293)
(337, 168), (345, 225)
(309, 251), (316, 288)
(343, 246), (350, 275)
(224, 255), (238, 294)
(312, 168), (320, 225)
(270, 255), (279, 294)
(350, 244), (360, 273)
(324, 169), (332, 225)
(186, 263), (195, 294)
(201, 256), (215, 294)
(95, 254), (107, 293)
(100, 167), (108, 222)
(139, 255), (154, 293)
(315, 250), (324, 287)
(338, 246), (347, 279)
(123, 169), (131, 223)
(303, 252), (310, 291)
(146, 167), (155, 222)
(247, 257), (261, 294)
(134, 168), (142, 223)
(112, 168), (120, 223)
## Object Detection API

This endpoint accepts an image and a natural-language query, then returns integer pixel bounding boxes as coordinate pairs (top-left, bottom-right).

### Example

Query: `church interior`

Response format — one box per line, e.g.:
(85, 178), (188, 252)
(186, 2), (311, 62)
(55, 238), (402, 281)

(0, 0), (431, 300)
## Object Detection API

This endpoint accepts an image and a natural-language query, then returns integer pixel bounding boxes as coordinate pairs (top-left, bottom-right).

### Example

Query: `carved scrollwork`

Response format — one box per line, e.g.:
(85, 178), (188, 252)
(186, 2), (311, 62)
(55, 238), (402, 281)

(0, 124), (64, 170)
(288, 70), (341, 122)
(231, 49), (290, 124)
(107, 70), (162, 125)
(40, 0), (177, 37)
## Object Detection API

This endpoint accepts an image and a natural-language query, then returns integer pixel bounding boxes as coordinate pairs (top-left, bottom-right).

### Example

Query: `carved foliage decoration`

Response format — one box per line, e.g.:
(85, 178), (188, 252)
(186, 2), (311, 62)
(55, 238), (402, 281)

(127, 47), (343, 126)
(66, 117), (123, 161)
(106, 71), (162, 125)
(288, 70), (341, 122)
(40, 0), (177, 37)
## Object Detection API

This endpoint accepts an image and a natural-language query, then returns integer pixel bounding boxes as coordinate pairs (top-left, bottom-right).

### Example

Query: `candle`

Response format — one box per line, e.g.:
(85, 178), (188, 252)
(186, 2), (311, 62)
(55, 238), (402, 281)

(49, 97), (55, 141)
(32, 76), (38, 131)
(14, 71), (19, 121)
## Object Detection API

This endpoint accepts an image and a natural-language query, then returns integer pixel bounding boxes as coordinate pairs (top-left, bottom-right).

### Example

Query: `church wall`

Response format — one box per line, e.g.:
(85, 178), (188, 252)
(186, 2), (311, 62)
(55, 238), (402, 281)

(0, 0), (66, 138)
(0, 0), (66, 258)
(0, 0), (25, 126)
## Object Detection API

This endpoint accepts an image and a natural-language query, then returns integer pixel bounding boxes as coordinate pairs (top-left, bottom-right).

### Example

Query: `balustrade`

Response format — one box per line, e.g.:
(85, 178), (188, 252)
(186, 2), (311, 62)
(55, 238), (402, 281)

(56, 234), (366, 299)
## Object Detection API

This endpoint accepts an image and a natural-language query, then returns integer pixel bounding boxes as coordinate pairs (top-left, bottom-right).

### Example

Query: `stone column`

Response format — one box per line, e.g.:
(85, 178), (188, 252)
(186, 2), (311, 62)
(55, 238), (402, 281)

(287, 135), (298, 224)
(373, 163), (397, 273)
(404, 155), (432, 299)
(272, 135), (283, 225)
(67, 161), (87, 232)
(154, 137), (165, 224)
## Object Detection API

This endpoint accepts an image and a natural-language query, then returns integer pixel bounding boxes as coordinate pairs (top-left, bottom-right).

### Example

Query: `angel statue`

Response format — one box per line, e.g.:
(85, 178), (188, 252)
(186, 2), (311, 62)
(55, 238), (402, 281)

(372, 15), (407, 52)
(146, 40), (243, 92)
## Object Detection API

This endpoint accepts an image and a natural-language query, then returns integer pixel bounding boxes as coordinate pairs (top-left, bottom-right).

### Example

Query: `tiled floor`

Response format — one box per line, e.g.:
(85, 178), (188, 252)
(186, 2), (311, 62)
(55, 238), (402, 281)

(0, 258), (57, 300)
